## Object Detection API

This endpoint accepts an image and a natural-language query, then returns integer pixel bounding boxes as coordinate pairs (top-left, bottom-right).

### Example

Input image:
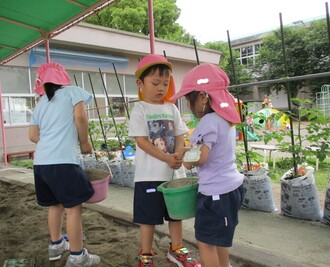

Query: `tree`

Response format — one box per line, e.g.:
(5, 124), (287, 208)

(86, 0), (251, 85)
(254, 19), (329, 98)
(85, 0), (196, 44)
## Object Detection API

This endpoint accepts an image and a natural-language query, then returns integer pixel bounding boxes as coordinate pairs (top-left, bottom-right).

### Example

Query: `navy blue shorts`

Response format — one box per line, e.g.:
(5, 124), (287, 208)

(34, 164), (94, 208)
(133, 181), (179, 225)
(195, 185), (244, 247)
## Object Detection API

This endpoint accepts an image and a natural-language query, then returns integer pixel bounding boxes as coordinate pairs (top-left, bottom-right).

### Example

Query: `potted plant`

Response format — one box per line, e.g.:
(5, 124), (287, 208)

(235, 103), (278, 213)
(236, 141), (277, 213)
(323, 180), (330, 224)
(265, 98), (329, 221)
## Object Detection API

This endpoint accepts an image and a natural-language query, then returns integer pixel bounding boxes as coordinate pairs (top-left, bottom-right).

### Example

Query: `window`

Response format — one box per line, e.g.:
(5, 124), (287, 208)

(0, 66), (31, 93)
(106, 73), (124, 95)
(86, 96), (107, 120)
(2, 96), (35, 125)
(247, 46), (253, 56)
(255, 44), (261, 54)
(83, 72), (104, 94)
(67, 70), (83, 87)
(124, 75), (138, 95)
(1, 66), (141, 124)
(236, 43), (261, 66)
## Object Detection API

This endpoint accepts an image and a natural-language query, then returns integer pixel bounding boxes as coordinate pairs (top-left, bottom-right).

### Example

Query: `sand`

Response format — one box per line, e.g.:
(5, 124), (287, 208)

(1, 172), (326, 267)
(0, 181), (197, 267)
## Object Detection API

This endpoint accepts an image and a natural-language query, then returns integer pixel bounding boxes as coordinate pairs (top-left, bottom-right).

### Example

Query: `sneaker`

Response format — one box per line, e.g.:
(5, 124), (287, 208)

(48, 239), (70, 261)
(137, 254), (154, 267)
(167, 245), (199, 267)
(65, 248), (100, 267)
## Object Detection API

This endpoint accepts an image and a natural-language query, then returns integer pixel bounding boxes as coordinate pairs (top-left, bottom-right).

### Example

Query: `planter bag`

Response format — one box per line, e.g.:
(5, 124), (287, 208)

(322, 180), (330, 224)
(280, 166), (323, 221)
(242, 168), (277, 212)
(120, 158), (135, 188)
(109, 160), (125, 186)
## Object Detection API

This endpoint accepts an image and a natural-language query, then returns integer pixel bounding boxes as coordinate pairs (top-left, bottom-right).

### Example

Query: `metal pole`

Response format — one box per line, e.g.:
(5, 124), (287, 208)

(193, 39), (200, 65)
(0, 82), (8, 165)
(148, 0), (155, 54)
(325, 2), (330, 55)
(108, 65), (130, 119)
(228, 71), (330, 90)
(227, 30), (251, 169)
(86, 100), (139, 112)
(88, 74), (112, 160)
(279, 13), (297, 175)
(98, 71), (126, 159)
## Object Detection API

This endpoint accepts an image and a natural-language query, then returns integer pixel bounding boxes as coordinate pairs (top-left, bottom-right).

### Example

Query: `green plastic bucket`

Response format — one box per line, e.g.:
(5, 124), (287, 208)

(157, 177), (198, 220)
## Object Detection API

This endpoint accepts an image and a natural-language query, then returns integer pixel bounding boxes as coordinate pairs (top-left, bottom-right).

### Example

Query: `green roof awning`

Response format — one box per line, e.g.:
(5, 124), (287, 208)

(0, 0), (116, 65)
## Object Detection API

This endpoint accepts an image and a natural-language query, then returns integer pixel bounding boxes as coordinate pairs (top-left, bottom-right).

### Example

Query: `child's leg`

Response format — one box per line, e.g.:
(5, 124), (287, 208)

(216, 246), (229, 267)
(197, 240), (220, 267)
(168, 221), (199, 266)
(65, 204), (83, 252)
(140, 224), (155, 254)
(168, 220), (182, 248)
(48, 204), (64, 242)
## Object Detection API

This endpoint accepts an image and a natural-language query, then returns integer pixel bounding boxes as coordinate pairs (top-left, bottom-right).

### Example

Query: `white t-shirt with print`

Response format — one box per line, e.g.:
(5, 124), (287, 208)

(128, 101), (188, 182)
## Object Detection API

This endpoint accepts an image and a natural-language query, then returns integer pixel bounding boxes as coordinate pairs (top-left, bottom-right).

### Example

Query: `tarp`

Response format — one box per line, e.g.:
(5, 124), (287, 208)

(0, 0), (116, 165)
(0, 0), (116, 65)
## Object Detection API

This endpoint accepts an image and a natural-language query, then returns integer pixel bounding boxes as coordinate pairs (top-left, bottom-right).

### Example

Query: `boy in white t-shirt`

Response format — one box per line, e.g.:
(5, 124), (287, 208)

(128, 54), (199, 267)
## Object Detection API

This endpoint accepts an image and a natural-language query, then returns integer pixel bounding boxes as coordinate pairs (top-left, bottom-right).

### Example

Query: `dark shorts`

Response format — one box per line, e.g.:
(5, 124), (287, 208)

(34, 164), (94, 208)
(195, 185), (244, 247)
(133, 181), (180, 225)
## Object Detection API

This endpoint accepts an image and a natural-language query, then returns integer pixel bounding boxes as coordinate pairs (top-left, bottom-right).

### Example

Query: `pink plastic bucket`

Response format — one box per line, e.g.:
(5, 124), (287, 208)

(86, 176), (110, 203)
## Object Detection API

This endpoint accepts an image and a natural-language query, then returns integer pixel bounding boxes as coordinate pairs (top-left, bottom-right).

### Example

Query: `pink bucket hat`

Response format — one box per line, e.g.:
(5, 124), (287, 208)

(33, 62), (71, 95)
(170, 63), (241, 124)
(135, 54), (175, 103)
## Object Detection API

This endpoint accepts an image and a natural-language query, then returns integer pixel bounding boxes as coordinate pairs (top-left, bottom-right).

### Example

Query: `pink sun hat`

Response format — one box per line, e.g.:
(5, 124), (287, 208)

(170, 63), (241, 124)
(33, 62), (71, 95)
(135, 54), (175, 103)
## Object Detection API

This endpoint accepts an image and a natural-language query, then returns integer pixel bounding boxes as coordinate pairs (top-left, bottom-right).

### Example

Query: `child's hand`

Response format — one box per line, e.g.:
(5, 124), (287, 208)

(176, 147), (191, 159)
(165, 153), (183, 170)
(80, 141), (93, 154)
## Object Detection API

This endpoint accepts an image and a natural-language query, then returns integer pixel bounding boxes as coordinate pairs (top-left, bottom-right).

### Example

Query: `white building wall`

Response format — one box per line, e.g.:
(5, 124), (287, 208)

(0, 23), (221, 156)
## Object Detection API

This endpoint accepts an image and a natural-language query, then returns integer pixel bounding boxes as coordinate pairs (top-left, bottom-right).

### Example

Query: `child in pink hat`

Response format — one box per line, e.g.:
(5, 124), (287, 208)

(171, 63), (244, 267)
(33, 62), (71, 95)
(128, 54), (199, 267)
(29, 62), (100, 266)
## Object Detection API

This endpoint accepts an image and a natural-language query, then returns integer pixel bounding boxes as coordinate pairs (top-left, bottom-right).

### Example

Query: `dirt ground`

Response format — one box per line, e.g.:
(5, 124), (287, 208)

(0, 181), (252, 267)
(0, 181), (188, 267)
(0, 174), (326, 267)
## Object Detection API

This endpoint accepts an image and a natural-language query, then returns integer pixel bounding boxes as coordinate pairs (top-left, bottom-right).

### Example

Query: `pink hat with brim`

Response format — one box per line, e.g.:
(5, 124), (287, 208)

(170, 63), (241, 124)
(135, 54), (175, 103)
(33, 62), (71, 95)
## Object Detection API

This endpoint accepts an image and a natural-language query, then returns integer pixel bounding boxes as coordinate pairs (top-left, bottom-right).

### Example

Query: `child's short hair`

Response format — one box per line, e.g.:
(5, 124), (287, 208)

(138, 64), (171, 81)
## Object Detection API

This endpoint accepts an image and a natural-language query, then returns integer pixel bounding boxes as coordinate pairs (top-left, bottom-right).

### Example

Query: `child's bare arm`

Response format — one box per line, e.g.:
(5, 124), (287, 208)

(74, 101), (92, 154)
(174, 134), (186, 159)
(29, 125), (40, 143)
(135, 136), (182, 169)
(183, 144), (210, 170)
